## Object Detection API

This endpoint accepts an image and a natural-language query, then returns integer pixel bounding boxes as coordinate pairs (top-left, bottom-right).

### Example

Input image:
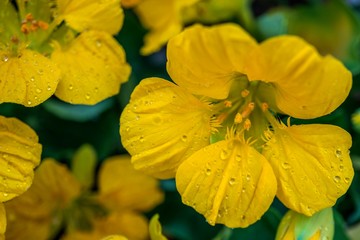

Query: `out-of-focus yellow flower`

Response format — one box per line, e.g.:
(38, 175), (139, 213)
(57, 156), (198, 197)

(132, 0), (249, 55)
(276, 208), (334, 240)
(0, 0), (131, 106)
(120, 23), (353, 228)
(149, 214), (167, 240)
(5, 154), (163, 240)
(0, 116), (42, 239)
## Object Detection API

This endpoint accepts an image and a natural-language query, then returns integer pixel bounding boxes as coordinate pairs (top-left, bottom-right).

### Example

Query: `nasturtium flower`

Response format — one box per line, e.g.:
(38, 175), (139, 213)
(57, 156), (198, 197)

(120, 23), (353, 228)
(0, 116), (42, 239)
(5, 154), (163, 240)
(0, 0), (131, 106)
(132, 0), (248, 55)
(275, 208), (334, 240)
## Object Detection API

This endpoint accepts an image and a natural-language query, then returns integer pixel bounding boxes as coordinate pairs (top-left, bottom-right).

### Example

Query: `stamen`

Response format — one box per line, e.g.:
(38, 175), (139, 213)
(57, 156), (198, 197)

(21, 24), (30, 34)
(241, 89), (250, 97)
(25, 13), (34, 22)
(241, 102), (255, 118)
(224, 100), (232, 108)
(38, 21), (49, 30)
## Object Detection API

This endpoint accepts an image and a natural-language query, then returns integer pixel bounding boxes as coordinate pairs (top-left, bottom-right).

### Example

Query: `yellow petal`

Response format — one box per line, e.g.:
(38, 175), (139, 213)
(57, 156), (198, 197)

(263, 124), (353, 216)
(0, 116), (42, 202)
(135, 0), (199, 55)
(260, 36), (352, 119)
(52, 30), (131, 105)
(56, 0), (124, 34)
(0, 49), (60, 106)
(176, 138), (277, 228)
(0, 203), (5, 238)
(149, 214), (167, 240)
(120, 77), (213, 179)
(102, 235), (128, 240)
(166, 23), (261, 99)
(62, 211), (148, 240)
(98, 155), (164, 211)
(5, 159), (81, 219)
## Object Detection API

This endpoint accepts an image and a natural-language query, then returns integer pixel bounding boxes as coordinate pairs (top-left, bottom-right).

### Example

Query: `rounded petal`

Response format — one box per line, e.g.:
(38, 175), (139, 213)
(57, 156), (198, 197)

(149, 214), (167, 240)
(260, 36), (352, 119)
(167, 23), (262, 99)
(5, 159), (81, 219)
(176, 139), (277, 228)
(52, 30), (131, 105)
(263, 124), (353, 216)
(98, 155), (164, 211)
(0, 203), (5, 239)
(56, 0), (124, 34)
(0, 116), (42, 202)
(0, 49), (60, 106)
(120, 77), (213, 179)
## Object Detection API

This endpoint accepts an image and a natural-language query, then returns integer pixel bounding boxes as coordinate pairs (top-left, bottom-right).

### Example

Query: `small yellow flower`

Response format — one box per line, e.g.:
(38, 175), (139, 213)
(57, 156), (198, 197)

(0, 0), (131, 106)
(0, 116), (42, 239)
(120, 23), (353, 227)
(5, 154), (163, 240)
(275, 208), (334, 240)
(132, 0), (247, 55)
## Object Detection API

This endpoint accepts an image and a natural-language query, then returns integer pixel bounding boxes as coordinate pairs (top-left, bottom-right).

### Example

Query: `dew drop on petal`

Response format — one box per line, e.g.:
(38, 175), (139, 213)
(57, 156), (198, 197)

(344, 177), (350, 183)
(246, 174), (251, 181)
(281, 162), (290, 170)
(334, 175), (341, 183)
(181, 135), (188, 142)
(68, 84), (73, 90)
(27, 100), (32, 105)
(335, 149), (342, 158)
(85, 94), (90, 100)
(220, 149), (229, 160)
(36, 88), (42, 93)
(2, 55), (9, 62)
(235, 154), (242, 162)
(205, 168), (212, 176)
(229, 177), (236, 186)
(30, 76), (35, 82)
(139, 136), (144, 143)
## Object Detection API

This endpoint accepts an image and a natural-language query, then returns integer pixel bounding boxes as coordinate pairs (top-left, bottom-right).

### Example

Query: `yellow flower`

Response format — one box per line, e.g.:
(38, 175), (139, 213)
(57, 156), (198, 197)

(132, 0), (247, 55)
(0, 0), (131, 106)
(275, 208), (334, 240)
(5, 154), (163, 240)
(120, 23), (353, 228)
(0, 116), (42, 239)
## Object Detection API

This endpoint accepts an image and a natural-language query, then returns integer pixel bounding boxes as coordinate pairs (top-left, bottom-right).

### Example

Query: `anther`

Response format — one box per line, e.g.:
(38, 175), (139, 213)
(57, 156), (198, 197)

(21, 24), (30, 34)
(261, 102), (269, 112)
(224, 100), (232, 108)
(234, 113), (243, 124)
(244, 119), (251, 131)
(38, 21), (49, 30)
(25, 13), (34, 22)
(241, 89), (250, 97)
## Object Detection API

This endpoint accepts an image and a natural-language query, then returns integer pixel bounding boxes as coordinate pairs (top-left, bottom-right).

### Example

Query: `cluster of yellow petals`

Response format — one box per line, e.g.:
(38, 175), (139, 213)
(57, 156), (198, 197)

(0, 0), (131, 107)
(120, 23), (353, 227)
(0, 116), (42, 239)
(4, 155), (163, 240)
(131, 0), (245, 55)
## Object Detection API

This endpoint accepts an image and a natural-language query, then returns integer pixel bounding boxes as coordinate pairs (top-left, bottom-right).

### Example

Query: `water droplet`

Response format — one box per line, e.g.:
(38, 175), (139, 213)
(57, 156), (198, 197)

(3, 193), (8, 197)
(27, 100), (32, 105)
(205, 168), (212, 176)
(235, 154), (242, 162)
(37, 69), (43, 75)
(47, 86), (51, 91)
(282, 162), (290, 170)
(335, 149), (342, 158)
(241, 215), (246, 220)
(2, 154), (8, 158)
(94, 87), (99, 93)
(246, 174), (251, 181)
(2, 55), (9, 62)
(36, 88), (42, 93)
(30, 76), (35, 82)
(133, 104), (137, 110)
(125, 126), (130, 132)
(229, 177), (236, 186)
(242, 187), (246, 193)
(339, 164), (344, 171)
(139, 136), (144, 143)
(334, 175), (341, 183)
(85, 94), (90, 100)
(96, 39), (102, 47)
(344, 177), (350, 183)
(220, 149), (229, 160)
(135, 115), (140, 120)
(68, 84), (73, 90)
(181, 135), (188, 142)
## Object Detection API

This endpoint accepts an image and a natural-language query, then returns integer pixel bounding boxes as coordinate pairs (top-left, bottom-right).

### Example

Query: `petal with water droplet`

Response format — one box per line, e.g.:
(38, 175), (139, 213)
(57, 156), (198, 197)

(263, 124), (353, 216)
(56, 0), (124, 34)
(0, 116), (42, 202)
(0, 49), (60, 107)
(167, 23), (263, 99)
(52, 30), (131, 105)
(120, 77), (212, 179)
(176, 139), (277, 228)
